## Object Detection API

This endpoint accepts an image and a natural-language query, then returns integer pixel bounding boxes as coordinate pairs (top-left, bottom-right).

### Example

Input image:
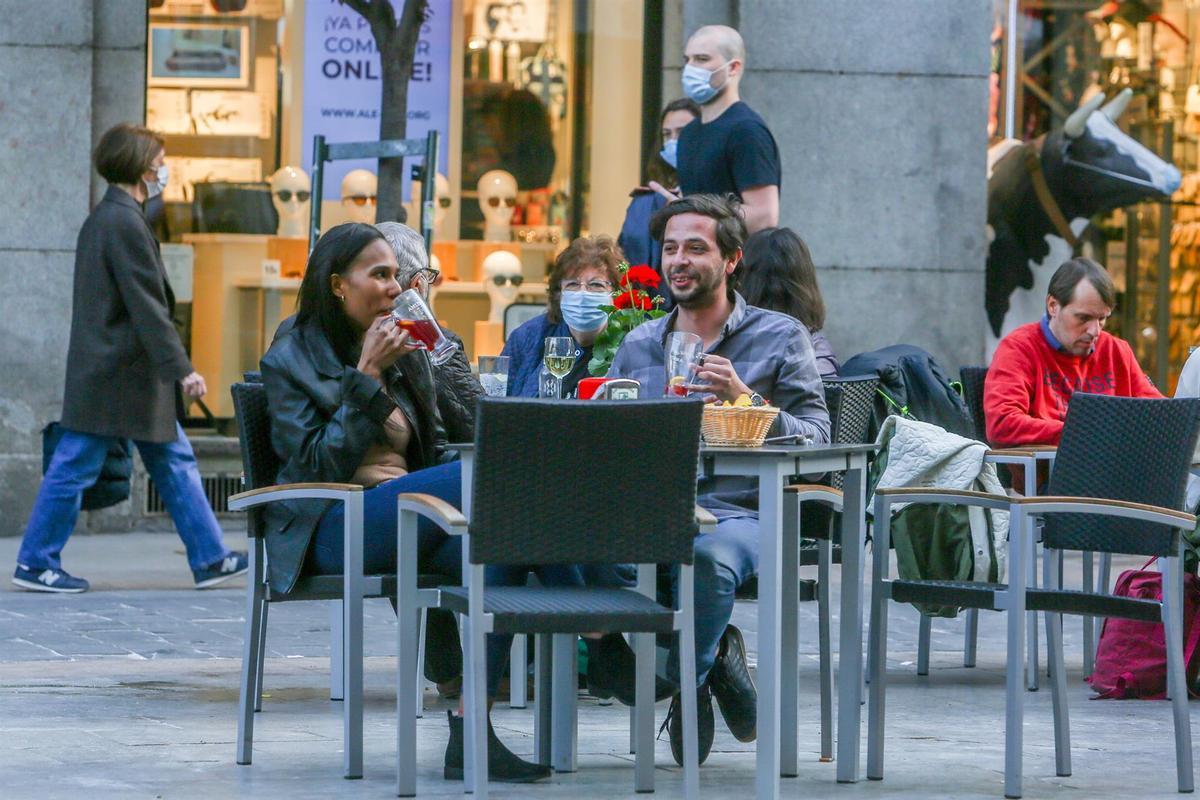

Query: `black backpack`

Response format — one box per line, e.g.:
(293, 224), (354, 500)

(841, 344), (973, 442)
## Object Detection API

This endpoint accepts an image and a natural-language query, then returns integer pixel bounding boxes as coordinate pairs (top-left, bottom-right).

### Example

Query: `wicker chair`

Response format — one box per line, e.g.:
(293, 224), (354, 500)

(394, 398), (709, 798)
(867, 393), (1200, 797)
(226, 380), (449, 778)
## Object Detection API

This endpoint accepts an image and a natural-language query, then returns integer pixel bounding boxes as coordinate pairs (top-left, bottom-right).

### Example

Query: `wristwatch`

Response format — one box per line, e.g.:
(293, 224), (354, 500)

(749, 392), (768, 407)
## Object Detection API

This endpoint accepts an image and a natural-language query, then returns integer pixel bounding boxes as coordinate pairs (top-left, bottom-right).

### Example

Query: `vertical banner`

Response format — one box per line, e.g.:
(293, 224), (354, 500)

(302, 0), (451, 201)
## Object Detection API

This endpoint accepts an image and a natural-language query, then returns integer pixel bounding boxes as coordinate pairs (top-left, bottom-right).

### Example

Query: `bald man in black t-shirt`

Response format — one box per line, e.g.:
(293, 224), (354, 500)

(658, 25), (781, 233)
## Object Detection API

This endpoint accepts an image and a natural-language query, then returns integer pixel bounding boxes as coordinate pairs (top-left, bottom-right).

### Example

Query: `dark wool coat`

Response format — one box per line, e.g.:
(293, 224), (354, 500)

(60, 186), (192, 442)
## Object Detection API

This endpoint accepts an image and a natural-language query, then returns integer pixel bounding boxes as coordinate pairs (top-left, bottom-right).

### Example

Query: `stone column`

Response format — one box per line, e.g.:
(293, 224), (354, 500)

(0, 0), (145, 537)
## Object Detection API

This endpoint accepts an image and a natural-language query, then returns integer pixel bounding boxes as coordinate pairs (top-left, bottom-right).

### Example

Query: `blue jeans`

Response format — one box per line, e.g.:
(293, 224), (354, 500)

(18, 424), (230, 572)
(311, 461), (583, 696)
(668, 515), (759, 686)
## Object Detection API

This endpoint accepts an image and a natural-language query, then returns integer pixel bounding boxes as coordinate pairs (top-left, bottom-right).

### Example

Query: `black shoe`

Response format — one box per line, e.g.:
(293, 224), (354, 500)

(660, 684), (714, 767)
(709, 624), (757, 742)
(585, 633), (676, 706)
(423, 608), (463, 685)
(443, 709), (551, 784)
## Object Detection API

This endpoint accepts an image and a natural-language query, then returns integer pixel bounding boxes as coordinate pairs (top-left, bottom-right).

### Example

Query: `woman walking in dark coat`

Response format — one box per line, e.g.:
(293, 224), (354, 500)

(13, 123), (246, 593)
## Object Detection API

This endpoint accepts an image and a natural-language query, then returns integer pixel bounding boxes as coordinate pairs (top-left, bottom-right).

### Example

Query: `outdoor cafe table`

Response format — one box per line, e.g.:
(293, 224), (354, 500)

(448, 441), (877, 797)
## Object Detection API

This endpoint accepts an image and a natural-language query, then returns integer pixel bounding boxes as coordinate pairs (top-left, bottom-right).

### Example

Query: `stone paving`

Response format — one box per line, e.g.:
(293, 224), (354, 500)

(0, 533), (1195, 799)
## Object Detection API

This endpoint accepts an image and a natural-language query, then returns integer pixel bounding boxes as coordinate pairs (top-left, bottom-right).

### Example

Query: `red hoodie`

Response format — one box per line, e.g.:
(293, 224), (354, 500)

(985, 322), (1160, 448)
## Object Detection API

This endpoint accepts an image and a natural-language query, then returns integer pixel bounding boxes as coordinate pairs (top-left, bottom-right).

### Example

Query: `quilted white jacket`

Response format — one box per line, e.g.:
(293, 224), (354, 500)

(873, 416), (1008, 582)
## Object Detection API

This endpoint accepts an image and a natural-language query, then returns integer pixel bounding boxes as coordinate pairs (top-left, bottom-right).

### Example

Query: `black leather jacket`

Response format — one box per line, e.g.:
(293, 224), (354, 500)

(260, 319), (448, 592)
(434, 330), (485, 443)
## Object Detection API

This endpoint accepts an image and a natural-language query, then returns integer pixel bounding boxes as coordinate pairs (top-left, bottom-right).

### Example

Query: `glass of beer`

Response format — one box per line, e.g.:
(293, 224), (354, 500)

(664, 331), (704, 396)
(391, 289), (458, 366)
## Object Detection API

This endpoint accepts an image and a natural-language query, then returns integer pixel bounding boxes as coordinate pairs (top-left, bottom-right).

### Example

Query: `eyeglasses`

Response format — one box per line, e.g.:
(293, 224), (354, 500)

(560, 279), (614, 293)
(412, 268), (441, 288)
(486, 196), (517, 208)
(274, 189), (311, 202)
(490, 274), (524, 287)
(344, 194), (377, 207)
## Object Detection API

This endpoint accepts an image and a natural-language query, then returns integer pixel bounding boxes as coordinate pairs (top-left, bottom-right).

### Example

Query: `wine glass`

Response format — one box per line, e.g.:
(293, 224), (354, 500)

(543, 337), (575, 399)
(391, 289), (458, 365)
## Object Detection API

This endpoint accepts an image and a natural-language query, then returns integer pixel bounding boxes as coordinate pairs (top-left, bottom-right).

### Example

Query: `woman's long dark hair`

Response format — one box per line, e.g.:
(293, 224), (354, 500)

(297, 222), (385, 365)
(739, 227), (826, 332)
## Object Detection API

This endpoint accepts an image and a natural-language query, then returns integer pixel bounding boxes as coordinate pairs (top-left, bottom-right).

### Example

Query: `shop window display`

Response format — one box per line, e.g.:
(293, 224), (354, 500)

(145, 0), (645, 418)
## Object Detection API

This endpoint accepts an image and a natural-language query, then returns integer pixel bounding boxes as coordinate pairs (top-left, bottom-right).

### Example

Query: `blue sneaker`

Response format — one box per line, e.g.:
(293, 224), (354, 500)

(193, 552), (248, 589)
(12, 564), (89, 593)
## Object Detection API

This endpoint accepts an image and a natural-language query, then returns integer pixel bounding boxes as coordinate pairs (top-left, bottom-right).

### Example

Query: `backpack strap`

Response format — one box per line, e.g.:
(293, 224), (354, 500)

(876, 387), (913, 420)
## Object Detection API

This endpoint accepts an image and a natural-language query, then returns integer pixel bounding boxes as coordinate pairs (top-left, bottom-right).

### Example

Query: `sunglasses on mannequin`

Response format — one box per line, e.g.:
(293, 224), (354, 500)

(345, 194), (376, 207)
(486, 196), (517, 208)
(490, 274), (524, 287)
(274, 189), (311, 202)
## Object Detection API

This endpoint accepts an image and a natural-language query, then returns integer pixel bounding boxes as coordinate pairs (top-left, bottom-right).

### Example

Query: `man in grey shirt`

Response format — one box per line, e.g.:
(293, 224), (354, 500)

(606, 194), (829, 765)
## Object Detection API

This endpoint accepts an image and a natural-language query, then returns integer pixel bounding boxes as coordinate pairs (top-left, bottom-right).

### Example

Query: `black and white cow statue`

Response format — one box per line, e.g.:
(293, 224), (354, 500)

(985, 89), (1181, 356)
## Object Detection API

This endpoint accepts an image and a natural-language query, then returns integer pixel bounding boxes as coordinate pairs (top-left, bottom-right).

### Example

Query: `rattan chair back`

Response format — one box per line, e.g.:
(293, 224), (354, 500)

(231, 382), (282, 539)
(959, 366), (989, 442)
(823, 376), (878, 491)
(469, 397), (703, 566)
(1044, 393), (1200, 557)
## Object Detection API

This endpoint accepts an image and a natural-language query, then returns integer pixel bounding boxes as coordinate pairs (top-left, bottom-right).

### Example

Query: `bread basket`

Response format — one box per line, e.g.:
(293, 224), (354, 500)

(701, 404), (781, 447)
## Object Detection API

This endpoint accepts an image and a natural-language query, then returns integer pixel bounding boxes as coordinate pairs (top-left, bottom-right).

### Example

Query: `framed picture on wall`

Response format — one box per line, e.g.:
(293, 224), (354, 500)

(148, 21), (251, 88)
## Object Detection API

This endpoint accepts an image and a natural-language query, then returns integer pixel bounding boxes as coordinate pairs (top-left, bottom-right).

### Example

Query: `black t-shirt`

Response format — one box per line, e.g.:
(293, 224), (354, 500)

(676, 101), (781, 199)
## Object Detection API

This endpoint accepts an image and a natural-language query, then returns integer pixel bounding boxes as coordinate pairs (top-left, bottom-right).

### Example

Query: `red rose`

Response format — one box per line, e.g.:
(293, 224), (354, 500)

(620, 265), (661, 289)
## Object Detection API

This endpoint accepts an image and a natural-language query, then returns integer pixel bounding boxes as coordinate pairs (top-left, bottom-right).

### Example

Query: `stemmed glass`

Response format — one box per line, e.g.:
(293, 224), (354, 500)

(543, 337), (575, 399)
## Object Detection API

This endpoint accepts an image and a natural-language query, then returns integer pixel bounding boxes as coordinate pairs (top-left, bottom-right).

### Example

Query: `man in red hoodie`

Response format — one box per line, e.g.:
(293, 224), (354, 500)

(985, 257), (1159, 457)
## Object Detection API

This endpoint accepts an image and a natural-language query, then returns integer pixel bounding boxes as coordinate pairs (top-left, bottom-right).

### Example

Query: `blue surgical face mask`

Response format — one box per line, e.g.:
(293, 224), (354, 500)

(559, 290), (610, 333)
(682, 61), (728, 105)
(660, 138), (679, 168)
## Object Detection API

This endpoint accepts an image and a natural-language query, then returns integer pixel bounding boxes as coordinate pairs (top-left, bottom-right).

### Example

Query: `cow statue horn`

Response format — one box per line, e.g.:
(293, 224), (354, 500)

(1063, 93), (1106, 138)
(1101, 88), (1133, 121)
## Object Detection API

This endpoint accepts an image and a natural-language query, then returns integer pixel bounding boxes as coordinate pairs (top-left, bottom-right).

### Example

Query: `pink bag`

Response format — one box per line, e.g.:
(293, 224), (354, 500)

(1087, 560), (1200, 700)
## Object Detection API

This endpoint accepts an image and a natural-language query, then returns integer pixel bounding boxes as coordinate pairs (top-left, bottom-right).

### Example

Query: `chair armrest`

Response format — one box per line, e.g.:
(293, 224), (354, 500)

(874, 486), (1012, 512)
(1013, 496), (1196, 530)
(695, 505), (717, 534)
(228, 482), (363, 511)
(785, 483), (843, 511)
(396, 492), (468, 536)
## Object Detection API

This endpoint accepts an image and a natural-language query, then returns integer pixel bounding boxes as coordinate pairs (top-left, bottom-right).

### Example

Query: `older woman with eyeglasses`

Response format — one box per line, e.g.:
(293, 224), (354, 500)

(501, 235), (623, 398)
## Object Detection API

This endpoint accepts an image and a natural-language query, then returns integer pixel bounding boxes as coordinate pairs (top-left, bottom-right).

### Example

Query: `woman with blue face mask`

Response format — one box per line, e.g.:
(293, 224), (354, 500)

(501, 236), (624, 398)
(617, 98), (699, 308)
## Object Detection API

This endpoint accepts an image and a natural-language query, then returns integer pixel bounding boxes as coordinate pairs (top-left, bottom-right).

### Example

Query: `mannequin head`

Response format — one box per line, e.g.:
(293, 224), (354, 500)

(270, 166), (311, 238)
(341, 169), (377, 224)
(409, 172), (453, 239)
(477, 169), (517, 241)
(482, 250), (523, 323)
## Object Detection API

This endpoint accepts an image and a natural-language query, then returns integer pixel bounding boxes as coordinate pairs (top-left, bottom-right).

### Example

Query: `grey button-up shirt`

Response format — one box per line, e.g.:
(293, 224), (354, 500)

(608, 293), (830, 443)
